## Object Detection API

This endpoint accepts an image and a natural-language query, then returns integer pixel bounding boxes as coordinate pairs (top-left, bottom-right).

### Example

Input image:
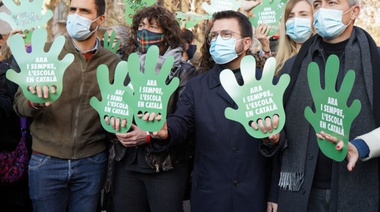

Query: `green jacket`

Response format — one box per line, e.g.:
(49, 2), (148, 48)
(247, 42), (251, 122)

(14, 37), (121, 159)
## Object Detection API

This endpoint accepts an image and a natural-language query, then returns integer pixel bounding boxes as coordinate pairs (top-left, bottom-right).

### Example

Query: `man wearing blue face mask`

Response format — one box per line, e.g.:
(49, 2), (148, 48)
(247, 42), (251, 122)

(142, 10), (284, 212)
(265, 0), (380, 211)
(13, 0), (121, 211)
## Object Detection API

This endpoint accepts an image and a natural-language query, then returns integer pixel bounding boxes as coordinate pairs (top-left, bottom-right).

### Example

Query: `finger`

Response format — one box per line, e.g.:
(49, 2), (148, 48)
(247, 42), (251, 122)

(148, 113), (156, 122)
(258, 119), (267, 133)
(115, 118), (120, 132)
(336, 140), (344, 151)
(143, 113), (150, 121)
(272, 115), (279, 129)
(43, 85), (49, 99)
(110, 117), (116, 129)
(250, 121), (258, 130)
(44, 102), (51, 107)
(155, 114), (162, 121)
(265, 117), (273, 133)
(121, 119), (127, 128)
(316, 133), (324, 140)
(36, 86), (43, 98)
(28, 85), (36, 94)
(104, 116), (110, 125)
(51, 85), (57, 94)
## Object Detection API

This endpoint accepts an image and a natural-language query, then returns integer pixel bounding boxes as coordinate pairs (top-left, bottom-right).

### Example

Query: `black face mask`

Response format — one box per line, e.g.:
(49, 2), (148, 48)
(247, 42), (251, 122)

(186, 44), (197, 60)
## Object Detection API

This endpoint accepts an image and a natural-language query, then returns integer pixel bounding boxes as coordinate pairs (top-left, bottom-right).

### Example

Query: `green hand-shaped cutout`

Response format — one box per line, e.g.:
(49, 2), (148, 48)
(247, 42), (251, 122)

(220, 56), (290, 138)
(6, 28), (74, 104)
(202, 0), (242, 15)
(0, 0), (53, 31)
(90, 61), (134, 133)
(103, 30), (121, 54)
(127, 45), (179, 132)
(249, 0), (287, 36)
(176, 12), (210, 29)
(304, 55), (361, 162)
(124, 0), (156, 25)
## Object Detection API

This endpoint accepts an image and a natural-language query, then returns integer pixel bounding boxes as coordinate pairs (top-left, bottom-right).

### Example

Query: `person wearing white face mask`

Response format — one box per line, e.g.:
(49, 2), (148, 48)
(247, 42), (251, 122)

(275, 0), (314, 75)
(264, 0), (380, 211)
(13, 0), (121, 211)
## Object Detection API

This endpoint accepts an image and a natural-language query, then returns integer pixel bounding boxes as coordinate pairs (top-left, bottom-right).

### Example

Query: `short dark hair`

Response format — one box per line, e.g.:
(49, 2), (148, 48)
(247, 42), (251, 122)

(199, 10), (253, 72)
(181, 28), (194, 44)
(70, 0), (105, 16)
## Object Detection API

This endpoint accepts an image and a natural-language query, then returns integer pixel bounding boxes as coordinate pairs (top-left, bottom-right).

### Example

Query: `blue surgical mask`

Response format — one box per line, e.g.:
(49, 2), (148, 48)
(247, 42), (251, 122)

(313, 8), (352, 40)
(210, 36), (238, 64)
(66, 14), (99, 41)
(286, 18), (312, 43)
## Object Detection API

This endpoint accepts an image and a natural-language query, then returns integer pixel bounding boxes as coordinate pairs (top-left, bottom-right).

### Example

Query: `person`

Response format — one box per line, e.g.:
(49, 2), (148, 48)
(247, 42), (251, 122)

(275, 0), (314, 75)
(109, 5), (196, 212)
(0, 36), (32, 211)
(12, 0), (121, 211)
(101, 25), (129, 60)
(272, 0), (380, 211)
(180, 28), (197, 63)
(147, 10), (283, 211)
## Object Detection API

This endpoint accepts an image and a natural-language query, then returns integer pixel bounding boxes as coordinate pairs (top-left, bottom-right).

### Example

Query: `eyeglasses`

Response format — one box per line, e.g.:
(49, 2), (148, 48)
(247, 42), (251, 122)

(207, 30), (243, 43)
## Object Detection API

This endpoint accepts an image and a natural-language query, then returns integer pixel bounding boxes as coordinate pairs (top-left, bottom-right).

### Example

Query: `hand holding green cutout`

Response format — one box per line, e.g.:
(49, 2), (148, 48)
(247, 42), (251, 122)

(90, 61), (134, 134)
(124, 0), (156, 25)
(304, 55), (361, 162)
(202, 0), (242, 15)
(6, 28), (74, 104)
(127, 45), (179, 132)
(103, 30), (121, 54)
(220, 56), (290, 138)
(0, 0), (53, 31)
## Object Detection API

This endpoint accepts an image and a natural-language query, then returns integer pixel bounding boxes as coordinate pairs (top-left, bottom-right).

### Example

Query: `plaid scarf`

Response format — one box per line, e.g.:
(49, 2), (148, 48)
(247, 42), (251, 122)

(137, 29), (164, 53)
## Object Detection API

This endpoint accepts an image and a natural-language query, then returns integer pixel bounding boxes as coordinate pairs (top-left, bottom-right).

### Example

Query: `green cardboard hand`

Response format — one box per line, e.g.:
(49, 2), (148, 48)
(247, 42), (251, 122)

(103, 30), (121, 54)
(304, 55), (361, 162)
(127, 45), (179, 132)
(176, 12), (210, 29)
(202, 0), (242, 15)
(124, 0), (156, 25)
(0, 0), (53, 30)
(220, 56), (290, 138)
(6, 28), (74, 104)
(90, 61), (134, 133)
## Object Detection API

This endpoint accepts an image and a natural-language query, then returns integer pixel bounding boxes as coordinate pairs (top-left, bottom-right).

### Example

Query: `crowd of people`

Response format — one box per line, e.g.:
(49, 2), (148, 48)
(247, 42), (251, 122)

(1, 0), (380, 211)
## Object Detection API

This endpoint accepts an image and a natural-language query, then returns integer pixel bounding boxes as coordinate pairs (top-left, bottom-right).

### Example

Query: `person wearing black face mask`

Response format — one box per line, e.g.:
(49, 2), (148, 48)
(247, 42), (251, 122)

(180, 28), (197, 63)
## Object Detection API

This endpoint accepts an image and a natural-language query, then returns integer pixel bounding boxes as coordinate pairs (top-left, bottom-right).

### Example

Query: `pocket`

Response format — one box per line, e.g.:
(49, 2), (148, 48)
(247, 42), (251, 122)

(87, 151), (107, 164)
(28, 153), (49, 169)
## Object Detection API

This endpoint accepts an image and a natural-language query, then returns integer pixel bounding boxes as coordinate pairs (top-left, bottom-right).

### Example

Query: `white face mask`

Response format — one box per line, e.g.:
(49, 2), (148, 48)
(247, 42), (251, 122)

(285, 17), (313, 43)
(313, 8), (352, 40)
(66, 14), (99, 41)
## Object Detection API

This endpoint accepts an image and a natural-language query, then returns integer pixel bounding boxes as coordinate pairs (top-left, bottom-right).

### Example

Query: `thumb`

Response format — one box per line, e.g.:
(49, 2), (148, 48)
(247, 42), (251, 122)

(346, 155), (358, 172)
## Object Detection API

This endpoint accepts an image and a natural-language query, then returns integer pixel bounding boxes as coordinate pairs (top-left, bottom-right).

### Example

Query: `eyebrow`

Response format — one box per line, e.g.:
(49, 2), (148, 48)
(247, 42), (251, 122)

(69, 6), (92, 14)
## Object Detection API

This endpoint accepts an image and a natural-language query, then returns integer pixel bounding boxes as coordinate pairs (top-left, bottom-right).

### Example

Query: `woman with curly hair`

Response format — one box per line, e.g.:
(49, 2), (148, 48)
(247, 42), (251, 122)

(110, 5), (196, 212)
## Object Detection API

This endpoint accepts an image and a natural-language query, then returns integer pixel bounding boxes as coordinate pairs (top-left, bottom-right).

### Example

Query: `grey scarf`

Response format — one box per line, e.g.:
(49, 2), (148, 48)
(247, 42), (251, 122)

(137, 46), (182, 73)
(279, 27), (375, 191)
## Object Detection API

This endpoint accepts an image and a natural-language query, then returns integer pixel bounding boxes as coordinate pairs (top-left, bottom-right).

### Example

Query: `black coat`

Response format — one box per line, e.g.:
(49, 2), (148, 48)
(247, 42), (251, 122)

(166, 64), (280, 212)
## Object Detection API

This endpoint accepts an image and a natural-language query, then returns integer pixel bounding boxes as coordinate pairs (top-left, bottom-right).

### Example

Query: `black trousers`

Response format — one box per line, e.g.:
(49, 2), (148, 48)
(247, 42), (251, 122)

(112, 161), (189, 212)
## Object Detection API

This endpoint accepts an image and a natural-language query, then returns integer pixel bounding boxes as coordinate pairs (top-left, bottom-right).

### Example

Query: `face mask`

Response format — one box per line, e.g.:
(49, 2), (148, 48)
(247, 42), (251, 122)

(66, 14), (99, 41)
(137, 29), (164, 53)
(286, 17), (312, 43)
(313, 8), (351, 40)
(210, 36), (239, 64)
(186, 44), (197, 60)
(26, 45), (32, 53)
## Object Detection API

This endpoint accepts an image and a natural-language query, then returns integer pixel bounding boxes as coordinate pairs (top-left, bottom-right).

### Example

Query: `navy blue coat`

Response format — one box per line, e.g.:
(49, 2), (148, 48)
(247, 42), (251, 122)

(166, 64), (280, 212)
